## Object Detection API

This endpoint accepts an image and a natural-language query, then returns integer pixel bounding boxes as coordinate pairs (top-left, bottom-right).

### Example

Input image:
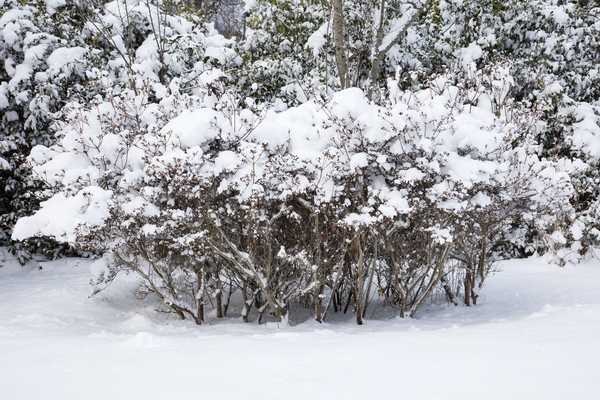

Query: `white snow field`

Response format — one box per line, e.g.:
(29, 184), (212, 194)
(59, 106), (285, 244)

(1, 251), (599, 400)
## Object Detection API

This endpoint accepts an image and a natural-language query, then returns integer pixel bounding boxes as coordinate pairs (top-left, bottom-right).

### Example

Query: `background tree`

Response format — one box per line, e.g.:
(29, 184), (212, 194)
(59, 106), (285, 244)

(189, 0), (245, 38)
(0, 0), (92, 262)
(234, 0), (326, 107)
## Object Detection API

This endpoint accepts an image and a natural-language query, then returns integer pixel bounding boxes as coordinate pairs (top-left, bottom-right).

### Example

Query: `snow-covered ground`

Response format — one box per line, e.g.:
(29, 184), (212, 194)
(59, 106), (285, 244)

(1, 251), (599, 399)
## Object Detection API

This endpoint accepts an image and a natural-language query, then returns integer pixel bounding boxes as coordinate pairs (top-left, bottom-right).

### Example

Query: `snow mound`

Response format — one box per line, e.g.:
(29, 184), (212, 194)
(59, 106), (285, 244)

(122, 331), (163, 348)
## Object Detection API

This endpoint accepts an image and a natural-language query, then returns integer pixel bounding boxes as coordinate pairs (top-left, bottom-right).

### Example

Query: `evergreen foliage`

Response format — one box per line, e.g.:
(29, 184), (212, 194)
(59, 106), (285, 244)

(0, 0), (90, 262)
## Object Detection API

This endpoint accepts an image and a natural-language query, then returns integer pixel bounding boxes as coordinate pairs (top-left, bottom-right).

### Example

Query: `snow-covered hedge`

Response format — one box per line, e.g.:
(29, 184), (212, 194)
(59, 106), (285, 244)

(13, 64), (573, 324)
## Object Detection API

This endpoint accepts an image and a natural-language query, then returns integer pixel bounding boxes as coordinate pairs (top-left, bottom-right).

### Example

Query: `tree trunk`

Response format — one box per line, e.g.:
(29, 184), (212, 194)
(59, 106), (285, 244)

(332, 0), (349, 89)
(464, 271), (472, 307)
(409, 243), (453, 318)
(197, 303), (204, 324)
(315, 285), (324, 322)
(369, 0), (387, 89)
(333, 290), (339, 313)
(441, 277), (458, 306)
(216, 289), (223, 318)
(354, 286), (363, 325)
(343, 290), (353, 314)
(241, 281), (252, 323)
(362, 237), (378, 319)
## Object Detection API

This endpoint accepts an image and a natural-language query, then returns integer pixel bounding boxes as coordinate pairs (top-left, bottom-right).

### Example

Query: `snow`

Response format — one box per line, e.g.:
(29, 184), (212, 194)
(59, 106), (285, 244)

(0, 251), (599, 399)
(470, 191), (492, 207)
(461, 42), (483, 70)
(204, 46), (228, 64)
(570, 102), (600, 160)
(8, 62), (34, 90)
(12, 187), (113, 243)
(349, 152), (369, 169)
(89, 256), (111, 282)
(543, 5), (571, 25)
(378, 5), (419, 53)
(43, 0), (67, 14)
(306, 22), (330, 58)
(0, 9), (32, 41)
(46, 47), (85, 72)
(163, 108), (226, 148)
(121, 195), (159, 217)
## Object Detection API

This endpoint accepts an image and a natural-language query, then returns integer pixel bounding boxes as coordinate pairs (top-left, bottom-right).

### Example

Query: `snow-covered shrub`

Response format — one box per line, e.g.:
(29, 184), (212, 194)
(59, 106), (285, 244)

(3, 0), (237, 321)
(13, 66), (232, 323)
(552, 102), (600, 262)
(241, 0), (600, 267)
(0, 0), (91, 261)
(503, 2), (600, 263)
(364, 66), (571, 315)
(0, 0), (237, 263)
(269, 65), (570, 319)
(14, 62), (573, 324)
